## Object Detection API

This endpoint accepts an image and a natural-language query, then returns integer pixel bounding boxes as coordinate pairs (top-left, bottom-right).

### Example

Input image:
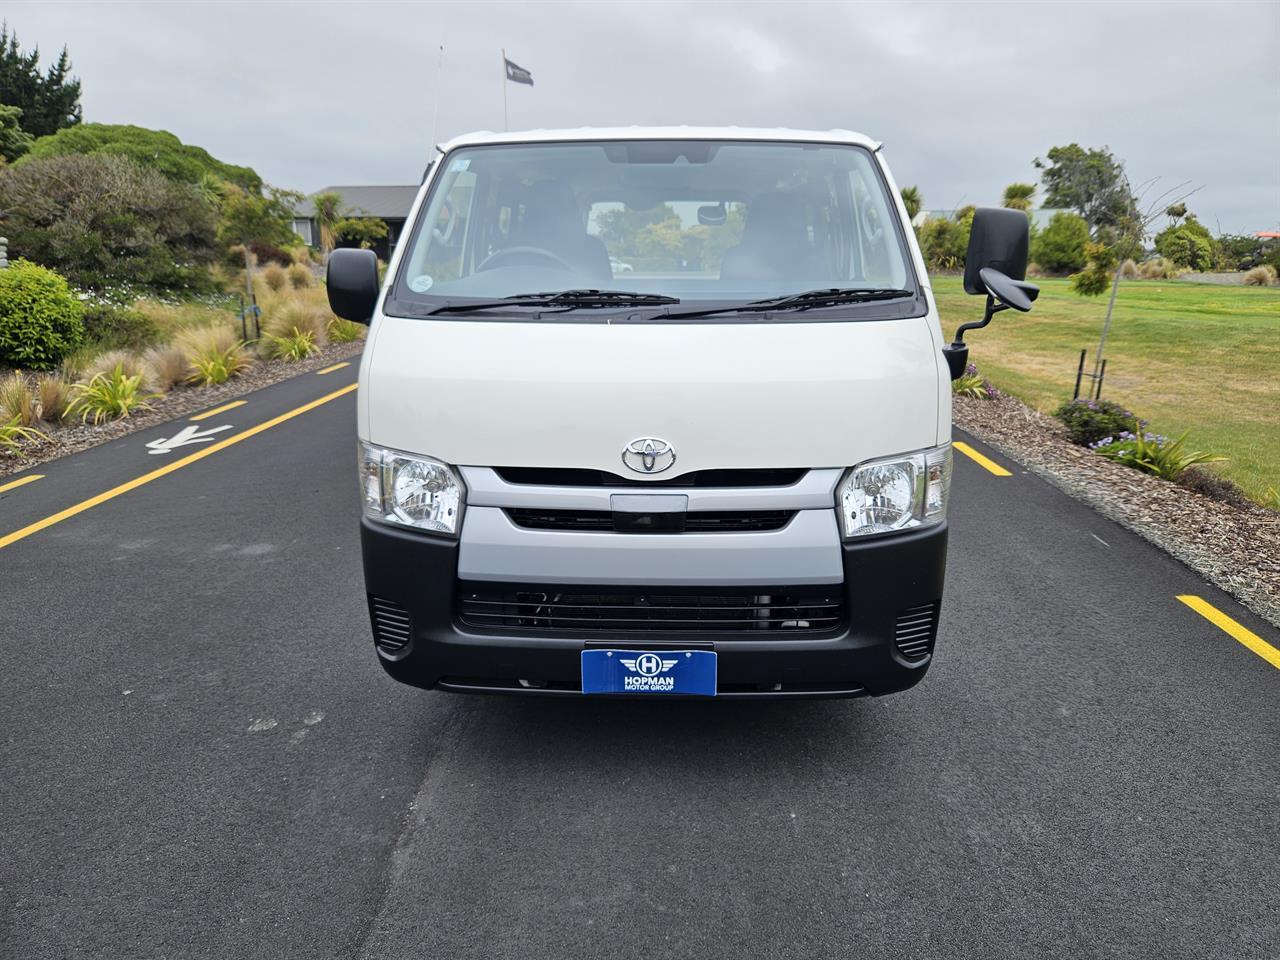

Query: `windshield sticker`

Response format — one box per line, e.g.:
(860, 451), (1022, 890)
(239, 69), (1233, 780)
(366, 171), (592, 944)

(450, 157), (470, 172)
(409, 274), (434, 293)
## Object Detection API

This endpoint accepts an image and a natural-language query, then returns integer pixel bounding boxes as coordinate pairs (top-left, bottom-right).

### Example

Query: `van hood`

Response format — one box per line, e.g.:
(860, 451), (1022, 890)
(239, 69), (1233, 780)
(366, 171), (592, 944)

(360, 315), (945, 477)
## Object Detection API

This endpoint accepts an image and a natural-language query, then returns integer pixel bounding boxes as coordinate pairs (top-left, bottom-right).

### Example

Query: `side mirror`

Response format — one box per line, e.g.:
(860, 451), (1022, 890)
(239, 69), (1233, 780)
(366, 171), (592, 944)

(941, 208), (1039, 380)
(963, 207), (1029, 293)
(327, 248), (380, 324)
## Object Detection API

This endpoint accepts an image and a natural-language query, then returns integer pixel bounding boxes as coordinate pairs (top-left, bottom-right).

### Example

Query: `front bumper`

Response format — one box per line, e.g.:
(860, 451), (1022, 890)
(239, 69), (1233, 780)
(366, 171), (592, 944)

(360, 517), (947, 699)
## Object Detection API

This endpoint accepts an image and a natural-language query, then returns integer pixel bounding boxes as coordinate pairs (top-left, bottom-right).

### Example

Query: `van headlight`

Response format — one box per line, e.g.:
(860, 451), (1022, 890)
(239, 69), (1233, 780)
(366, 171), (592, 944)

(359, 441), (465, 536)
(836, 444), (951, 539)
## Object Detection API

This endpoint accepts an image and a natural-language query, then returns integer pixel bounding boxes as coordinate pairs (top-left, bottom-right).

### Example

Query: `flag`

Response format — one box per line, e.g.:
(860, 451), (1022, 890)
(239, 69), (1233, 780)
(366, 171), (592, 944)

(504, 57), (534, 86)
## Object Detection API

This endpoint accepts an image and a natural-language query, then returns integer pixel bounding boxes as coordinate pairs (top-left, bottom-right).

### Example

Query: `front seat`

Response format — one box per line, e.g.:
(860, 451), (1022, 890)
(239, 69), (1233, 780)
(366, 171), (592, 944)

(510, 181), (612, 285)
(720, 191), (821, 283)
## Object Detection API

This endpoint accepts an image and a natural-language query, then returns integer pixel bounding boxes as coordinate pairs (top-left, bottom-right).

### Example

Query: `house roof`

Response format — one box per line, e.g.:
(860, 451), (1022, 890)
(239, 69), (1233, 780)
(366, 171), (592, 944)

(294, 185), (419, 220)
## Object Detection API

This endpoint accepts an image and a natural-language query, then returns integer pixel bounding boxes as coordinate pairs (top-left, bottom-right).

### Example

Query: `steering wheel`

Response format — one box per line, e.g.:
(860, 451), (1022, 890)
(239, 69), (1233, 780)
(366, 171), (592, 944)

(476, 246), (575, 273)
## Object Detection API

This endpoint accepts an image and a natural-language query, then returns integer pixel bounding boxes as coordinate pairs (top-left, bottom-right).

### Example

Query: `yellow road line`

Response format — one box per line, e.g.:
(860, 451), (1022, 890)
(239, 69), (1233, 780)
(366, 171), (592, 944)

(190, 400), (247, 421)
(953, 441), (1012, 477)
(1177, 595), (1280, 671)
(0, 474), (44, 494)
(0, 384), (357, 551)
(316, 362), (350, 375)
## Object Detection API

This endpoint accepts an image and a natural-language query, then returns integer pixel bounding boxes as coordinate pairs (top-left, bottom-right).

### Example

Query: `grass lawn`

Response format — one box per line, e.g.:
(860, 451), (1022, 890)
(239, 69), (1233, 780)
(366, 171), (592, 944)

(931, 275), (1280, 503)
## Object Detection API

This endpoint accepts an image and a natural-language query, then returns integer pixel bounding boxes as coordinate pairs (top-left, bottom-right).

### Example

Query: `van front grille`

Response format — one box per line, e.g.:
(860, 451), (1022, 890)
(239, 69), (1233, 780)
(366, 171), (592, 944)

(369, 596), (412, 653)
(505, 508), (794, 533)
(894, 601), (940, 661)
(457, 583), (844, 635)
(494, 467), (807, 488)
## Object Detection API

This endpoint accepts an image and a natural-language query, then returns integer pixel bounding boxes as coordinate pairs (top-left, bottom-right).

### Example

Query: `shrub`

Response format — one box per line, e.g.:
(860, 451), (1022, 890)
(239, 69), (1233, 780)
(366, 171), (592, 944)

(1119, 259), (1140, 279)
(1054, 398), (1143, 447)
(132, 299), (237, 338)
(225, 240), (294, 270)
(1176, 466), (1253, 509)
(0, 259), (85, 369)
(35, 374), (72, 422)
(917, 210), (972, 271)
(1092, 429), (1227, 482)
(1031, 212), (1090, 273)
(262, 327), (318, 362)
(1153, 217), (1216, 270)
(0, 154), (219, 293)
(80, 303), (162, 351)
(0, 415), (47, 456)
(289, 246), (314, 266)
(142, 344), (189, 392)
(951, 363), (998, 400)
(17, 123), (262, 192)
(328, 316), (365, 344)
(264, 299), (329, 346)
(0, 373), (39, 426)
(85, 349), (148, 385)
(251, 240), (294, 268)
(1138, 257), (1182, 280)
(287, 262), (313, 289)
(176, 325), (251, 386)
(262, 263), (289, 292)
(66, 364), (158, 424)
(1242, 265), (1277, 286)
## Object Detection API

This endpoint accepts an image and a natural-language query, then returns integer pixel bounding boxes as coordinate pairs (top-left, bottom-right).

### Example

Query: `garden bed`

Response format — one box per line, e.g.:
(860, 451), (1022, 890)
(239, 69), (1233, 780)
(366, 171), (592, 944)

(1, 340), (363, 479)
(954, 393), (1280, 628)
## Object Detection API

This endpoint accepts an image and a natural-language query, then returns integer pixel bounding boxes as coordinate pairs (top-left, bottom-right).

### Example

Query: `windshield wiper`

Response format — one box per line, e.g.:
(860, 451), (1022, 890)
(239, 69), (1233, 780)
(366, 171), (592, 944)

(426, 289), (679, 316)
(661, 287), (914, 320)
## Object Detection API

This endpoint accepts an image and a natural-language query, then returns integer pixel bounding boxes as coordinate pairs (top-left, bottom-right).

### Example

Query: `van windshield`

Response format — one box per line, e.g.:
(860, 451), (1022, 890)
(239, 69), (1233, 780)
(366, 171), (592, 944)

(392, 139), (916, 310)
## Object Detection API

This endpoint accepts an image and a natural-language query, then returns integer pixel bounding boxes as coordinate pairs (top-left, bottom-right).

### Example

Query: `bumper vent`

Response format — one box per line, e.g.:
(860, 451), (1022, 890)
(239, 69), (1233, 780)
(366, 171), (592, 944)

(369, 596), (412, 654)
(506, 508), (794, 533)
(894, 601), (940, 661)
(458, 583), (844, 635)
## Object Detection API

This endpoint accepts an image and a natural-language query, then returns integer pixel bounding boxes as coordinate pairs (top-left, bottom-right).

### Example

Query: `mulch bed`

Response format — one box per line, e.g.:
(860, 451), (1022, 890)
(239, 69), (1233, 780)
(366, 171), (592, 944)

(954, 394), (1280, 629)
(1, 341), (364, 480)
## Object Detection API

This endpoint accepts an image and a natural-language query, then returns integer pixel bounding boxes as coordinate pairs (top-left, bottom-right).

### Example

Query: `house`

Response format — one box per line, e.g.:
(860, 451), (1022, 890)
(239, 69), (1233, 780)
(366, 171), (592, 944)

(291, 185), (420, 261)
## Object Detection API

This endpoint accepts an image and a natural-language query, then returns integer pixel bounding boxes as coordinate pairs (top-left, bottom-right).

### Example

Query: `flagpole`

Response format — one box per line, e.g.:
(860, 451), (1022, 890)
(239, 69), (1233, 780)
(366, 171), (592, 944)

(501, 47), (508, 131)
(430, 44), (444, 150)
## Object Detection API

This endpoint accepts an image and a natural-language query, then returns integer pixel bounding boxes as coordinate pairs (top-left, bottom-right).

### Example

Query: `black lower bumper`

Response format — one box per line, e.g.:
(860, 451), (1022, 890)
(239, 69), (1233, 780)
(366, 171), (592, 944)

(360, 517), (947, 699)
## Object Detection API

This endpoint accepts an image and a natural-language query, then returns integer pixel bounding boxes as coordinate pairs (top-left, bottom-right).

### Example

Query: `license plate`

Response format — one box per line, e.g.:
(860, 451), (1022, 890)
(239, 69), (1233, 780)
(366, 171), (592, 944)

(580, 649), (717, 697)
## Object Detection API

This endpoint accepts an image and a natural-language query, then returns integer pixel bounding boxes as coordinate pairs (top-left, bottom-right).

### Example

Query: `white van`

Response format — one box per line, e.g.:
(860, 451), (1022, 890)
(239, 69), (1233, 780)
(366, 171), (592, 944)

(328, 127), (1037, 699)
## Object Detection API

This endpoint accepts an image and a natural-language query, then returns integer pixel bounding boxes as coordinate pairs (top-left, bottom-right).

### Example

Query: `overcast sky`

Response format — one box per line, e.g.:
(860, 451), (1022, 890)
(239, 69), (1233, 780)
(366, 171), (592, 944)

(8, 0), (1279, 232)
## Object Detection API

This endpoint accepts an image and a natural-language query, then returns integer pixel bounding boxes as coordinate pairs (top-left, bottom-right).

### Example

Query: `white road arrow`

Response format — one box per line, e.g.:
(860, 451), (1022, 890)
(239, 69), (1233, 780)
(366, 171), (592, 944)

(145, 423), (234, 455)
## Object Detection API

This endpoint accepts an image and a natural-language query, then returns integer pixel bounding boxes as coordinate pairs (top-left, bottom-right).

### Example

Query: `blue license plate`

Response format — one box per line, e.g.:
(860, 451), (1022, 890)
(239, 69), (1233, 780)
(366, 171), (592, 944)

(581, 649), (717, 697)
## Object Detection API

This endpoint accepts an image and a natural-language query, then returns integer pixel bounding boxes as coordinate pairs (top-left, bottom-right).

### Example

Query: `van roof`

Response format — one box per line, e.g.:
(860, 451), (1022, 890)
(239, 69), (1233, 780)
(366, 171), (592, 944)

(439, 127), (880, 152)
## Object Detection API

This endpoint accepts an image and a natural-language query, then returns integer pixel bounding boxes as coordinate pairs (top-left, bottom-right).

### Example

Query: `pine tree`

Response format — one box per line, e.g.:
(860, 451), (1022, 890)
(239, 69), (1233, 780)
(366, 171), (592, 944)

(0, 23), (82, 140)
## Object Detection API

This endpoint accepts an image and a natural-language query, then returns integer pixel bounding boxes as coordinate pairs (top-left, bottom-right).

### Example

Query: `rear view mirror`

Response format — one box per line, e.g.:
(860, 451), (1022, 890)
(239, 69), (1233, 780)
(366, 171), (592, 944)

(327, 248), (380, 324)
(697, 203), (727, 226)
(963, 207), (1029, 294)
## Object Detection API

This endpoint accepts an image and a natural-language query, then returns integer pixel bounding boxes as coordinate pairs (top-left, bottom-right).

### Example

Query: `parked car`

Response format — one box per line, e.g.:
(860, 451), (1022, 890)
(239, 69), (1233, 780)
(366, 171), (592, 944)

(328, 127), (1034, 699)
(610, 256), (634, 273)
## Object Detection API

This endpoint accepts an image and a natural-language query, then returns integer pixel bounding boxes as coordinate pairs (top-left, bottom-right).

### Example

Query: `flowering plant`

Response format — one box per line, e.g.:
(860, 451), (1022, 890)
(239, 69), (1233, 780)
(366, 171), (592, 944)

(1092, 426), (1226, 481)
(1054, 398), (1143, 446)
(952, 362), (1001, 401)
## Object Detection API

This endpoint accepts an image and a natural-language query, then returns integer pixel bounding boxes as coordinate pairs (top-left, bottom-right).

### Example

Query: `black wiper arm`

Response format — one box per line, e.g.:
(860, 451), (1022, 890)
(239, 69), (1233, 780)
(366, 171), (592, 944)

(662, 287), (914, 320)
(426, 289), (679, 316)
(749, 287), (914, 310)
(512, 289), (680, 305)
